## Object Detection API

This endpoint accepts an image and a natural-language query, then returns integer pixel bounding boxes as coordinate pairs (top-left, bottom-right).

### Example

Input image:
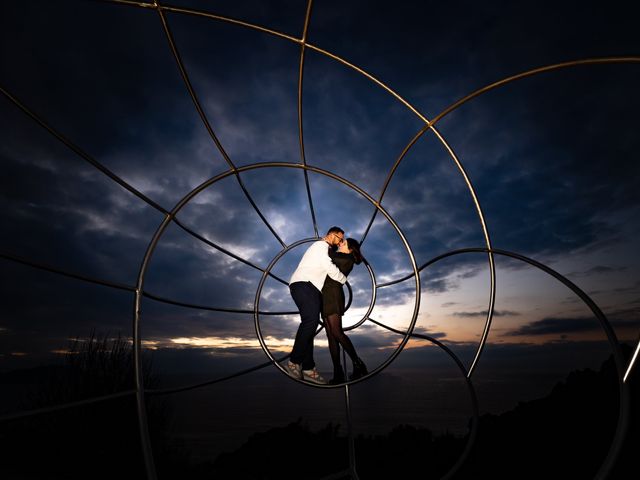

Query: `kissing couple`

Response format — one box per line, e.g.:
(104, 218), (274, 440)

(286, 226), (368, 385)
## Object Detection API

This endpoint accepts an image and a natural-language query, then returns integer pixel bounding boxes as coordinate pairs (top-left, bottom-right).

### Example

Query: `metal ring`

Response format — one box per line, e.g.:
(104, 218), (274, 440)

(250, 168), (420, 388)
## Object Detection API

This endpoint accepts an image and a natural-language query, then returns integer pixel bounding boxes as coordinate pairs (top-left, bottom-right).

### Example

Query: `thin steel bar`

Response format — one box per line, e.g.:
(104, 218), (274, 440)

(0, 85), (278, 293)
(342, 259), (377, 333)
(305, 25), (498, 380)
(153, 1), (233, 170)
(360, 119), (497, 378)
(378, 246), (481, 289)
(97, 0), (157, 10)
(248, 165), (420, 387)
(103, 1), (501, 339)
(0, 251), (136, 292)
(141, 8), (640, 385)
(134, 222), (165, 480)
(355, 100), (497, 381)
(624, 336), (639, 382)
(431, 128), (495, 378)
(366, 58), (640, 264)
(100, 1), (429, 124)
(0, 390), (135, 423)
(365, 316), (479, 480)
(154, 1), (287, 248)
(16, 4), (637, 474)
(0, 85), (169, 215)
(359, 127), (426, 243)
(430, 57), (640, 129)
(377, 246), (629, 480)
(355, 59), (640, 377)
(0, 250), (293, 315)
(159, 3), (300, 43)
(129, 163), (262, 477)
(101, 2), (429, 132)
(146, 354), (290, 395)
(344, 383), (359, 479)
(304, 44), (428, 124)
(172, 217), (289, 286)
(142, 290), (296, 315)
(297, 0), (319, 237)
(146, 325), (324, 396)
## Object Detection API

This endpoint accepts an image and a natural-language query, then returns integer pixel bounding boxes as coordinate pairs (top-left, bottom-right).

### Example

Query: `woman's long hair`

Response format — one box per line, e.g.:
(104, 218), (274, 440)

(346, 238), (363, 265)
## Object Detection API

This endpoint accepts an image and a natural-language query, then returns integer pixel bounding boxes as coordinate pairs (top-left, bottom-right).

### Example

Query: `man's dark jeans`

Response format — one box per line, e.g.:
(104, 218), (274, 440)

(289, 281), (322, 370)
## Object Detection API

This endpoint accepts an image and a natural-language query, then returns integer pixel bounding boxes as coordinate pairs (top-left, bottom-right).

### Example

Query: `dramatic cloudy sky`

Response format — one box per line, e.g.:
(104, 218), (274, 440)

(1, 0), (639, 443)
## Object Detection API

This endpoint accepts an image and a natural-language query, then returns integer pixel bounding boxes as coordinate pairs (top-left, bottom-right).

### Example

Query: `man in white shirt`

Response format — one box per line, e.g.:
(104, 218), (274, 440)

(287, 226), (347, 384)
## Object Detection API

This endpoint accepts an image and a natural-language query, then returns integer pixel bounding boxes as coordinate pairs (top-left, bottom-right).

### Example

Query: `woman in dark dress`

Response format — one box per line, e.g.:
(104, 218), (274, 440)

(322, 237), (368, 384)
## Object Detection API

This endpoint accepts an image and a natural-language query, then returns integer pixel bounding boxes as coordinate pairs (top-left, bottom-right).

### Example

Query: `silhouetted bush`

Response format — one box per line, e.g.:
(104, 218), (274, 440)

(0, 332), (179, 479)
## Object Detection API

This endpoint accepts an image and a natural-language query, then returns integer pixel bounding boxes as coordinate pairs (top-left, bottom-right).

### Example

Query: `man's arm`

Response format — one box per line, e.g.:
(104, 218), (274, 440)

(315, 243), (347, 284)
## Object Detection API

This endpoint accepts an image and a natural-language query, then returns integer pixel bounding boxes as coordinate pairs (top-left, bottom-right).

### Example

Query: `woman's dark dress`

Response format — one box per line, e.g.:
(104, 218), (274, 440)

(322, 250), (354, 317)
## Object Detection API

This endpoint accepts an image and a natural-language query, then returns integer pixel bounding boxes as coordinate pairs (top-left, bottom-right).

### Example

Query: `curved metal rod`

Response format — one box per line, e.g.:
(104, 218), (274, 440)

(134, 217), (165, 479)
(0, 389), (135, 423)
(99, 1), (436, 135)
(342, 258), (377, 332)
(366, 316), (479, 480)
(394, 246), (629, 480)
(367, 58), (640, 277)
(343, 383), (358, 479)
(154, 1), (287, 248)
(625, 338), (639, 383)
(250, 167), (420, 388)
(142, 290), (296, 315)
(430, 57), (640, 129)
(128, 163), (357, 476)
(0, 250), (295, 315)
(0, 251), (136, 292)
(297, 0), (319, 237)
(102, 0), (301, 44)
(152, 1), (233, 171)
(357, 59), (640, 376)
(0, 85), (168, 215)
(171, 216), (289, 286)
(146, 353), (290, 396)
(360, 122), (496, 377)
(359, 127), (426, 243)
(104, 1), (640, 383)
(0, 85), (283, 298)
(147, 324), (325, 396)
(132, 162), (387, 363)
(101, 1), (494, 381)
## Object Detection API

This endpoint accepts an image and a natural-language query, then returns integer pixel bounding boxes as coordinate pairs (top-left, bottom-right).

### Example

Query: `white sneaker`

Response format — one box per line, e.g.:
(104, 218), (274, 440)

(302, 367), (327, 385)
(286, 360), (302, 379)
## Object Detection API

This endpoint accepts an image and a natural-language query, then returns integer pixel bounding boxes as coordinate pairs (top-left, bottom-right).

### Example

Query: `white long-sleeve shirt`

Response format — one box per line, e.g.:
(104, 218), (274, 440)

(289, 240), (347, 291)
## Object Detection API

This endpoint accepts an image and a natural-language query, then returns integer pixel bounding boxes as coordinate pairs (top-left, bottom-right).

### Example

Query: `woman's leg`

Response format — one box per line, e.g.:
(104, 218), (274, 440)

(326, 314), (368, 380)
(326, 314), (358, 362)
(325, 315), (343, 378)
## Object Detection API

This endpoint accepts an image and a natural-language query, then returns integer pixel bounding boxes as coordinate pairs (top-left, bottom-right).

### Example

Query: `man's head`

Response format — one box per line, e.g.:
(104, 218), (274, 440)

(325, 226), (345, 246)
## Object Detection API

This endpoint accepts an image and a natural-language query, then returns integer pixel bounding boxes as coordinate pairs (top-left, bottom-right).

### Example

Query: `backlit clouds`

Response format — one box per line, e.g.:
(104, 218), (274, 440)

(1, 0), (639, 374)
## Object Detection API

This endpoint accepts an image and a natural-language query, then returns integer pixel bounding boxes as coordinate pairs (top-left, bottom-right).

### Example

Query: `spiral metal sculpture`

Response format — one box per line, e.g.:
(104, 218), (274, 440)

(1, 1), (638, 479)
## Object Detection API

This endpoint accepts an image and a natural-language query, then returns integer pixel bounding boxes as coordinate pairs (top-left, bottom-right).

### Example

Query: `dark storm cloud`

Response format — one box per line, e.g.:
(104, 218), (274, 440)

(304, 0), (640, 273)
(504, 317), (599, 336)
(503, 315), (640, 337)
(2, 0), (639, 371)
(453, 310), (521, 318)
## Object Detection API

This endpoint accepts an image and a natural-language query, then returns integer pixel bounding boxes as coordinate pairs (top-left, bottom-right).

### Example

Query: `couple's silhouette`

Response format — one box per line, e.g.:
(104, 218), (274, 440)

(287, 226), (367, 384)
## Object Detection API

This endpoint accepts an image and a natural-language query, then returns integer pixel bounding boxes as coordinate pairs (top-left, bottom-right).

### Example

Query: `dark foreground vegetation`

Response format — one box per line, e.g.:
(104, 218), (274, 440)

(0, 339), (637, 479)
(208, 348), (638, 479)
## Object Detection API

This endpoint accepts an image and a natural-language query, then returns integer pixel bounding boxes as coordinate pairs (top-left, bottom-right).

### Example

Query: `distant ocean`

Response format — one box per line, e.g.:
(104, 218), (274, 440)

(156, 368), (567, 464)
